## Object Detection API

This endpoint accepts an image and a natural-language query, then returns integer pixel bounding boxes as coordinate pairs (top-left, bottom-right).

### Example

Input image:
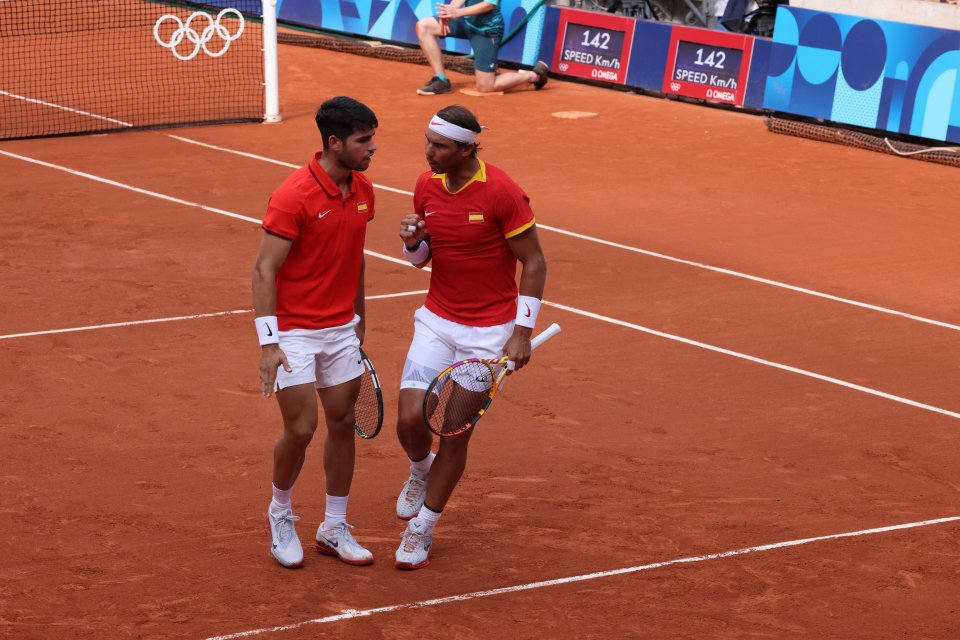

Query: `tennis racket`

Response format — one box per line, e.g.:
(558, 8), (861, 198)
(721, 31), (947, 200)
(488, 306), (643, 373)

(422, 322), (561, 437)
(354, 348), (384, 439)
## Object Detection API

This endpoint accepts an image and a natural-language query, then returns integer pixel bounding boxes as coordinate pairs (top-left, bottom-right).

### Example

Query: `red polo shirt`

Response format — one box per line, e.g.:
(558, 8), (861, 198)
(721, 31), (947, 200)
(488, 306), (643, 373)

(262, 153), (375, 330)
(413, 160), (535, 326)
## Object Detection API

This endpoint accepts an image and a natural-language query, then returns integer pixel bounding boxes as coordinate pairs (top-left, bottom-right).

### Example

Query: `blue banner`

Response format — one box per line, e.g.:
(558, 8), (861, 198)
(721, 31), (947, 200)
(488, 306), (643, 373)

(275, 0), (547, 65)
(265, 1), (960, 146)
(763, 6), (960, 144)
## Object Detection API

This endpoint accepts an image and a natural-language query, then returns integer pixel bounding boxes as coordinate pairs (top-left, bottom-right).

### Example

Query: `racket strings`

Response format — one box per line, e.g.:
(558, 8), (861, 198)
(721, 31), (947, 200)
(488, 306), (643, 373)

(354, 360), (382, 438)
(427, 361), (497, 436)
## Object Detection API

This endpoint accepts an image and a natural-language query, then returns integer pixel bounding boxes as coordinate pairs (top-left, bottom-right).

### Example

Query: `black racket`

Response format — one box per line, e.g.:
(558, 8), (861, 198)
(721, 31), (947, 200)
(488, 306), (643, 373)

(354, 348), (384, 439)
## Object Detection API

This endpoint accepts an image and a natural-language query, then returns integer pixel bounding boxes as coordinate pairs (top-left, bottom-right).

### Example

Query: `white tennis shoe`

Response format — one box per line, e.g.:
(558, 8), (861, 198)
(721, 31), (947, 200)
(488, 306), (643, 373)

(396, 469), (428, 520)
(395, 518), (433, 570)
(266, 510), (303, 568)
(316, 522), (374, 566)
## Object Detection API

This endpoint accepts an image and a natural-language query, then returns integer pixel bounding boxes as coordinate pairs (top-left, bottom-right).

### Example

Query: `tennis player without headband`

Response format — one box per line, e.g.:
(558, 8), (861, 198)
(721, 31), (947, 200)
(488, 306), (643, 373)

(394, 105), (548, 569)
(253, 97), (378, 569)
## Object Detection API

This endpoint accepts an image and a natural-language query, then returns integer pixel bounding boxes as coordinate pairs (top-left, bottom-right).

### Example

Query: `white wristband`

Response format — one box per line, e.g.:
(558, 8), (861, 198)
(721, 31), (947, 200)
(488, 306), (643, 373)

(403, 240), (430, 264)
(515, 295), (541, 329)
(255, 315), (279, 346)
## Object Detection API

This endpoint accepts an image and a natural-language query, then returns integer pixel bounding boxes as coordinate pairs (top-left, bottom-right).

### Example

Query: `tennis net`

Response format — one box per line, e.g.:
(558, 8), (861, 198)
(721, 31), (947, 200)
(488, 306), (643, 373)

(0, 1), (272, 140)
(765, 116), (960, 169)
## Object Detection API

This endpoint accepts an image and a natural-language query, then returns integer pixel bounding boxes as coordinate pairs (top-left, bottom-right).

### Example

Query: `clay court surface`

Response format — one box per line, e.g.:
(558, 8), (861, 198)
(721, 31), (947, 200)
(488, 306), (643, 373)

(2, 43), (960, 639)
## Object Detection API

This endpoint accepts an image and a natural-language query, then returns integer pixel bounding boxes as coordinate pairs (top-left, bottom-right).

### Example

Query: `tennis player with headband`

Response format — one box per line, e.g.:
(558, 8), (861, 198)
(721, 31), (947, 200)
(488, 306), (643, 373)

(252, 97), (378, 569)
(393, 105), (548, 569)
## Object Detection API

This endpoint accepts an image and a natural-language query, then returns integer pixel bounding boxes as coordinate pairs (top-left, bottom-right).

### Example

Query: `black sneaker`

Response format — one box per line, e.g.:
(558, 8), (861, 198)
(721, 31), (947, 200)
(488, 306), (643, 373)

(417, 76), (452, 95)
(532, 61), (549, 91)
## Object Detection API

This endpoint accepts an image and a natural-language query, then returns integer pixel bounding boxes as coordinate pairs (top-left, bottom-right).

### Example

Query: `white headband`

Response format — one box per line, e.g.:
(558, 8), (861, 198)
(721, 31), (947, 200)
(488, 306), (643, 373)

(428, 115), (486, 144)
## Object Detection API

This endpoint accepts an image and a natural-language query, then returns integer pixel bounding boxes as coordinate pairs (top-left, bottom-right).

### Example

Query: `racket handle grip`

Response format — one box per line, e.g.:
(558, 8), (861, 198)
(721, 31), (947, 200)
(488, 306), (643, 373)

(505, 323), (560, 372)
(530, 322), (561, 351)
(406, 224), (417, 233)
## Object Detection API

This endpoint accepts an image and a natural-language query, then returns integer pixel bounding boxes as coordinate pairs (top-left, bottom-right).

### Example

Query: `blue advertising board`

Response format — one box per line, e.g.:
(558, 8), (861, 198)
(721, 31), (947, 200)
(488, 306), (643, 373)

(249, 1), (960, 146)
(763, 6), (960, 144)
(273, 0), (547, 66)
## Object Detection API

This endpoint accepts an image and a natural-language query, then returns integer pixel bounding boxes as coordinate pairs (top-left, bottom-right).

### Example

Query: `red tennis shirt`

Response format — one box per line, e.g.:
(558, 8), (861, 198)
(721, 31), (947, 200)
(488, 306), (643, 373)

(413, 160), (535, 326)
(262, 152), (375, 330)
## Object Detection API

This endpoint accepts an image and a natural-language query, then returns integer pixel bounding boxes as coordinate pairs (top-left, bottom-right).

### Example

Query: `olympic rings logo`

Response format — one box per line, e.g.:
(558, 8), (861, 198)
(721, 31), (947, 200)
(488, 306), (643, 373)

(153, 8), (245, 61)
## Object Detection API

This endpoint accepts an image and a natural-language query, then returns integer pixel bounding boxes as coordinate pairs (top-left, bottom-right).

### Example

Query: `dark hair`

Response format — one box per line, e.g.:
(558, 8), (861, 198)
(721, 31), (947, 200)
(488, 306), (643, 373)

(436, 104), (482, 156)
(315, 97), (378, 150)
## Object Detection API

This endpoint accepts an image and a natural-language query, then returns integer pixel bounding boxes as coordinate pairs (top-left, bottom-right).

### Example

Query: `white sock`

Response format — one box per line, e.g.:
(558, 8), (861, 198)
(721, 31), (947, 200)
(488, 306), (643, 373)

(416, 504), (442, 533)
(322, 494), (348, 530)
(410, 451), (435, 476)
(269, 484), (292, 517)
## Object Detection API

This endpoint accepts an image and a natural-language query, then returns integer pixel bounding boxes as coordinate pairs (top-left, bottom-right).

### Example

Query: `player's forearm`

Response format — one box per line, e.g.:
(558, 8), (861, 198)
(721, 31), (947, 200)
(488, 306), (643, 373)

(517, 253), (547, 300)
(252, 233), (291, 319)
(512, 255), (545, 345)
(354, 258), (366, 320)
(251, 264), (278, 317)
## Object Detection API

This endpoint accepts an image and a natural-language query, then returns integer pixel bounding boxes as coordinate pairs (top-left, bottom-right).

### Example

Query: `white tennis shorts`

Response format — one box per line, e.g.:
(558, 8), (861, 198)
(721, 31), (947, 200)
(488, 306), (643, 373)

(275, 315), (364, 391)
(400, 306), (513, 390)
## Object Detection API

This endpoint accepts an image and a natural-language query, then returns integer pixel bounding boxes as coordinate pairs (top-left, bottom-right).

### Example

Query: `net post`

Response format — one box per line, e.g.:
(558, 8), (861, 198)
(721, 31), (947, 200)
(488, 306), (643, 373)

(262, 0), (282, 123)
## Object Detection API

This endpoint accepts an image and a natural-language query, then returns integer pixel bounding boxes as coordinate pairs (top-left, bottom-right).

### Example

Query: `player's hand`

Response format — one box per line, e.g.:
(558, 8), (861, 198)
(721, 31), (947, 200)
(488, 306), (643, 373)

(400, 214), (425, 248)
(439, 17), (450, 36)
(259, 344), (291, 398)
(502, 326), (533, 375)
(436, 3), (460, 19)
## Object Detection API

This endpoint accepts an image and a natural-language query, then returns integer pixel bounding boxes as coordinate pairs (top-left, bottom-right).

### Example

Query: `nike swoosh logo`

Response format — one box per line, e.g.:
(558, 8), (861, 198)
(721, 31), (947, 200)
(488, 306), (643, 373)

(424, 211), (436, 217)
(430, 118), (444, 127)
(524, 304), (531, 318)
(264, 323), (274, 336)
(321, 535), (338, 548)
(318, 209), (332, 219)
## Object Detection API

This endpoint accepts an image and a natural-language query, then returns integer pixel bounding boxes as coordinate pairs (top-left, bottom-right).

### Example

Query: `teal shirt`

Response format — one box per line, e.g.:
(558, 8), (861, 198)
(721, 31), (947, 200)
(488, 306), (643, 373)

(463, 0), (504, 35)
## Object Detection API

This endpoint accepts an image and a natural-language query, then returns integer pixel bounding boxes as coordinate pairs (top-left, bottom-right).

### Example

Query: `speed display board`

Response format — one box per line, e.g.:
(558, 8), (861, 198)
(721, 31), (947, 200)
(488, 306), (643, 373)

(552, 9), (635, 85)
(663, 26), (753, 105)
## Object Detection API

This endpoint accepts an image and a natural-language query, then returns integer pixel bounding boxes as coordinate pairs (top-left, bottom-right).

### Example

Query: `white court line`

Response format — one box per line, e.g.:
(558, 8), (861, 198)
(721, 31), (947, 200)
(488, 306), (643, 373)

(0, 91), (134, 127)
(0, 150), (261, 224)
(165, 135), (960, 333)
(544, 300), (960, 420)
(0, 309), (247, 341)
(0, 150), (421, 270)
(3, 150), (958, 421)
(5, 95), (957, 333)
(534, 224), (960, 332)
(0, 291), (428, 341)
(205, 514), (960, 639)
(167, 134), (414, 196)
(168, 135), (298, 169)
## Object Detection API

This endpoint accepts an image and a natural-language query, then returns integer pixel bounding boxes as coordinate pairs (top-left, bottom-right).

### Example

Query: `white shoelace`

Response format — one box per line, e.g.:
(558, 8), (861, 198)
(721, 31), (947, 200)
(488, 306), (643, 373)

(274, 513), (300, 545)
(404, 476), (426, 501)
(323, 522), (360, 545)
(402, 526), (427, 553)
